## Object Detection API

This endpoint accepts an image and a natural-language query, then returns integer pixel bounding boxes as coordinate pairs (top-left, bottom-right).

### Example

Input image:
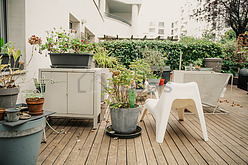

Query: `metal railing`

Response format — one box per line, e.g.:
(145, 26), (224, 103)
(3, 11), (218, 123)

(105, 12), (132, 26)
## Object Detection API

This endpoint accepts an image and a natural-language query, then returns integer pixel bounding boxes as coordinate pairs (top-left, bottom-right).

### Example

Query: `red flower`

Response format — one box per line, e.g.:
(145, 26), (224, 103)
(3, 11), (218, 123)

(81, 40), (84, 42)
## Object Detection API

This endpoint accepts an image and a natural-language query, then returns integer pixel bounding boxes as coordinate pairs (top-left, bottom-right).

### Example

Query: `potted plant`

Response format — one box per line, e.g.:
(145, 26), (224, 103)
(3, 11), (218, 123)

(93, 47), (118, 101)
(25, 90), (44, 115)
(129, 59), (151, 89)
(141, 45), (168, 85)
(194, 58), (203, 70)
(0, 46), (21, 108)
(39, 27), (95, 68)
(103, 64), (143, 134)
(0, 38), (21, 69)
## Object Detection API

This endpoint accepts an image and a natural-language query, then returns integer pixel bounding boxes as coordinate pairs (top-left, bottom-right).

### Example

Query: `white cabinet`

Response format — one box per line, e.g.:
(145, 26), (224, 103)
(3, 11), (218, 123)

(39, 68), (101, 128)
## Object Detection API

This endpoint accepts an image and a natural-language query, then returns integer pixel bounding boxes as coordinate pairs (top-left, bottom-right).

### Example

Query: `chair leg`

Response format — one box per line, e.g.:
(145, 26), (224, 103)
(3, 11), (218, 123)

(177, 108), (184, 121)
(155, 107), (171, 143)
(195, 100), (208, 141)
(139, 105), (147, 122)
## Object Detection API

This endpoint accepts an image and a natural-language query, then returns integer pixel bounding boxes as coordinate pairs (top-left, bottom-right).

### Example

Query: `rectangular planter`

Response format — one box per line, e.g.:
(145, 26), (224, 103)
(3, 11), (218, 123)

(49, 53), (93, 69)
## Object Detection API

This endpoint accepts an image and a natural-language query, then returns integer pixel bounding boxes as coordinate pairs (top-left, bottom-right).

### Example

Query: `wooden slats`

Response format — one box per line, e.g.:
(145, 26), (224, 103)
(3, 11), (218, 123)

(38, 85), (248, 164)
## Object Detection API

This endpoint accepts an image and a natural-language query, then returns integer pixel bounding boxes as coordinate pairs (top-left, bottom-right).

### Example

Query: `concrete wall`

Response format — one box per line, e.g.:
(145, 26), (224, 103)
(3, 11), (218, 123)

(8, 0), (105, 103)
(104, 17), (132, 37)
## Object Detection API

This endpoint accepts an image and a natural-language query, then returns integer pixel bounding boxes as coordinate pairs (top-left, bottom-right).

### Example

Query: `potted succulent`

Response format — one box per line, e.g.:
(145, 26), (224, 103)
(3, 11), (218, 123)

(39, 27), (95, 68)
(103, 64), (143, 134)
(0, 46), (21, 108)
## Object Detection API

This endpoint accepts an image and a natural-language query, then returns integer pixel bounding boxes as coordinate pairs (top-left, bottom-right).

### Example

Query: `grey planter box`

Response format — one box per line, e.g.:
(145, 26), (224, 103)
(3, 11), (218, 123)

(49, 53), (93, 69)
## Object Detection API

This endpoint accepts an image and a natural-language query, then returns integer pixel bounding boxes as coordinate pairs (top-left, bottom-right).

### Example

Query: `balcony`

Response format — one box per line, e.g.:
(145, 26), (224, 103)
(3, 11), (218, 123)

(105, 12), (131, 26)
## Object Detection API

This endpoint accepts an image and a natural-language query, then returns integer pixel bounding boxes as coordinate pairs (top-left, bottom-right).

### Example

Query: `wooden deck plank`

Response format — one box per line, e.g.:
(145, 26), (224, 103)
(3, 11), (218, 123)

(85, 119), (108, 165)
(127, 138), (137, 165)
(37, 85), (248, 165)
(187, 114), (247, 164)
(42, 120), (81, 165)
(53, 120), (87, 165)
(37, 119), (71, 164)
(139, 121), (158, 165)
(172, 111), (238, 165)
(74, 122), (100, 165)
(143, 114), (168, 164)
(170, 111), (225, 165)
(117, 139), (127, 165)
(106, 137), (118, 165)
(134, 134), (147, 165)
(63, 120), (91, 165)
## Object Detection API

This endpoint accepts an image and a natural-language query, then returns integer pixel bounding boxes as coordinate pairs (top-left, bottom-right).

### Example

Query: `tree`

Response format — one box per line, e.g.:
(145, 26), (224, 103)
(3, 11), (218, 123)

(198, 0), (248, 39)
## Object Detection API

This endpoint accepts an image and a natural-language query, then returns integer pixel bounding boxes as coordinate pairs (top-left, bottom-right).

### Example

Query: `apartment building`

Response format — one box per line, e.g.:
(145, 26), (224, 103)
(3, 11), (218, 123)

(142, 21), (168, 39)
(170, 0), (227, 40)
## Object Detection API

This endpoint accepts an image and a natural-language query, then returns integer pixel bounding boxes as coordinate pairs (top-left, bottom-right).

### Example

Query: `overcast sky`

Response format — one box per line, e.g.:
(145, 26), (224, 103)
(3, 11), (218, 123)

(139, 0), (184, 21)
(138, 0), (184, 36)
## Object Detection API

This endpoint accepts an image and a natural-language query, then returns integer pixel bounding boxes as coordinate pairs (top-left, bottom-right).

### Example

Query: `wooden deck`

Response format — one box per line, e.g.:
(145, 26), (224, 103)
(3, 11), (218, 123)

(38, 85), (248, 165)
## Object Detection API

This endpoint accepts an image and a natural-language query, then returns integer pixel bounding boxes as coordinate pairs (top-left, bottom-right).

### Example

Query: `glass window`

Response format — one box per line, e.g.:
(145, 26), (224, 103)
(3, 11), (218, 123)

(158, 22), (164, 28)
(158, 29), (164, 35)
(0, 0), (7, 43)
(149, 28), (155, 32)
(149, 22), (155, 26)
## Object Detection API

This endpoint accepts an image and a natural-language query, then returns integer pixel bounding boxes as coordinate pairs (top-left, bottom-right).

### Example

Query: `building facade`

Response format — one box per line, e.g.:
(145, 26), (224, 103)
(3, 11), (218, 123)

(0, 0), (142, 103)
(170, 0), (227, 40)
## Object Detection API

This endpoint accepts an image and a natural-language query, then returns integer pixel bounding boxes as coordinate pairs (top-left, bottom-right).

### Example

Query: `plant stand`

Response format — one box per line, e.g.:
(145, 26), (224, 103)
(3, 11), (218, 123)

(0, 111), (55, 165)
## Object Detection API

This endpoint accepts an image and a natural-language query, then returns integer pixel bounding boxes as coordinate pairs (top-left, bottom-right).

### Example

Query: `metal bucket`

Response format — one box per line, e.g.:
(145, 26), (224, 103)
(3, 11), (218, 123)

(110, 106), (140, 134)
(0, 117), (46, 165)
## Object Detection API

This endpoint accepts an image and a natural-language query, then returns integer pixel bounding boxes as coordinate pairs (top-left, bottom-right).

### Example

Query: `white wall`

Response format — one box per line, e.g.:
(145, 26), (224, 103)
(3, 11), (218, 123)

(10, 0), (105, 103)
(104, 17), (132, 37)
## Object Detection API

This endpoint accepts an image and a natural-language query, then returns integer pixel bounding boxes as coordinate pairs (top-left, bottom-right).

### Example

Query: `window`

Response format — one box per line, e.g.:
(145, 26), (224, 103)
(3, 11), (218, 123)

(0, 0), (7, 43)
(149, 28), (155, 32)
(158, 22), (164, 28)
(158, 29), (164, 35)
(171, 30), (174, 35)
(149, 22), (155, 26)
(171, 23), (174, 28)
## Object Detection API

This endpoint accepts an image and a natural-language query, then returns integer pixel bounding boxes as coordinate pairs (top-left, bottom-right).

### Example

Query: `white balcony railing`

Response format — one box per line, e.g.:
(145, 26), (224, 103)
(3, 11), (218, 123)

(105, 12), (131, 26)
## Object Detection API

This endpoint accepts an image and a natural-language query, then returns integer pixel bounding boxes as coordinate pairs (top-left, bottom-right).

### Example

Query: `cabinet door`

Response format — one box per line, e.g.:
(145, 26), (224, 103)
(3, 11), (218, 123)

(68, 73), (94, 115)
(42, 72), (67, 113)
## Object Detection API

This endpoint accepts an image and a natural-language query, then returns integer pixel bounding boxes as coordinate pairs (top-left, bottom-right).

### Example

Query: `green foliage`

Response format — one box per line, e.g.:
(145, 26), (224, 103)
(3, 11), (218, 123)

(0, 46), (21, 88)
(220, 29), (236, 44)
(103, 64), (143, 108)
(220, 31), (248, 75)
(93, 47), (119, 68)
(40, 27), (95, 54)
(100, 39), (223, 70)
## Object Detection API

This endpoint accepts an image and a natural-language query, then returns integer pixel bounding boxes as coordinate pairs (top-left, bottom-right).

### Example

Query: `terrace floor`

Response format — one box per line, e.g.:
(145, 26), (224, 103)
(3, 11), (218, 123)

(38, 85), (248, 165)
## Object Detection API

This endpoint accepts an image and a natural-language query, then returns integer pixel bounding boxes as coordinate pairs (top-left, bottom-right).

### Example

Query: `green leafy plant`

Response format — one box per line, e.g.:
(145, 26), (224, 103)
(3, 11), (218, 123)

(93, 47), (118, 68)
(141, 45), (167, 79)
(129, 59), (151, 85)
(40, 27), (95, 54)
(194, 58), (203, 66)
(0, 47), (21, 88)
(103, 64), (143, 109)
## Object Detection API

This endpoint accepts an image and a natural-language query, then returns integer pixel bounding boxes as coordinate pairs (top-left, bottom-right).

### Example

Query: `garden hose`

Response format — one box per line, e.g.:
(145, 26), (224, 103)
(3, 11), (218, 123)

(46, 120), (65, 134)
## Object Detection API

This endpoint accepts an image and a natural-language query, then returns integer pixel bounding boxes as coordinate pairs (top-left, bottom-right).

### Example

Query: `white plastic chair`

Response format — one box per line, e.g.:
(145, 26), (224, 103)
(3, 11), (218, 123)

(140, 82), (208, 143)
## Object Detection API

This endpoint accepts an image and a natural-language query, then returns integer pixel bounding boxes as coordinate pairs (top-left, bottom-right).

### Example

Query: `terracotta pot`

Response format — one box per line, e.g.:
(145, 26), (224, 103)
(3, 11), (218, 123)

(26, 98), (44, 115)
(0, 108), (6, 120)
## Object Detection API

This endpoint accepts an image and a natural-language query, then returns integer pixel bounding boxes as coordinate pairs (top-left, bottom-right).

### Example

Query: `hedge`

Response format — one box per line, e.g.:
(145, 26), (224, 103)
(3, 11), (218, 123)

(99, 39), (223, 70)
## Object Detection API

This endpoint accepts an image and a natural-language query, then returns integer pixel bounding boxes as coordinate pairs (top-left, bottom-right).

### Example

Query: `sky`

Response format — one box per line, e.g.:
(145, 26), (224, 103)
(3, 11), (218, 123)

(139, 0), (184, 21)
